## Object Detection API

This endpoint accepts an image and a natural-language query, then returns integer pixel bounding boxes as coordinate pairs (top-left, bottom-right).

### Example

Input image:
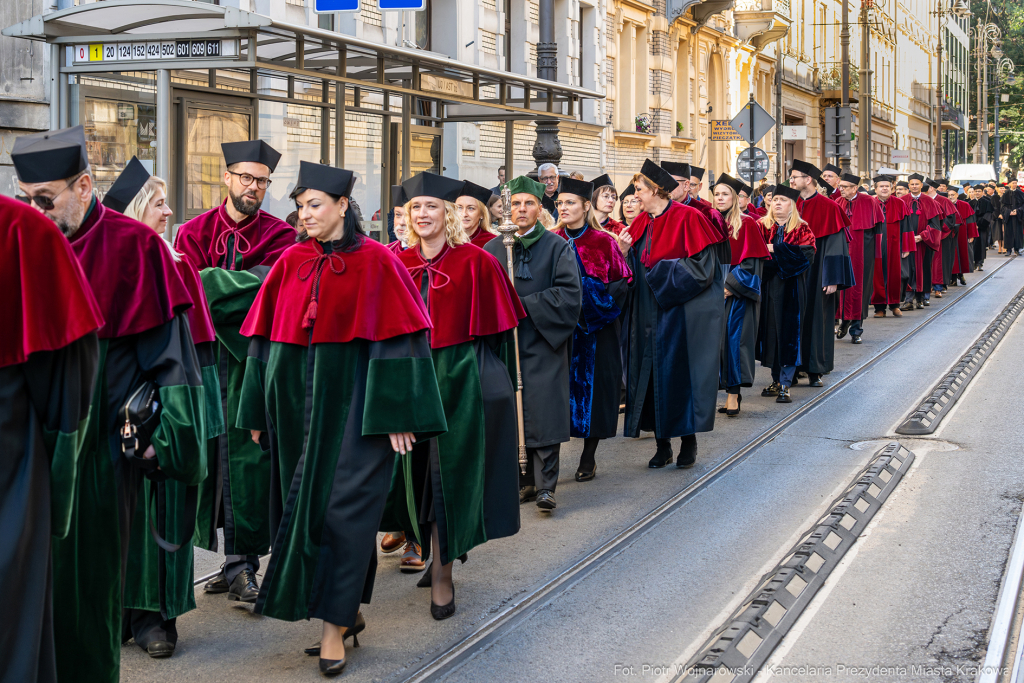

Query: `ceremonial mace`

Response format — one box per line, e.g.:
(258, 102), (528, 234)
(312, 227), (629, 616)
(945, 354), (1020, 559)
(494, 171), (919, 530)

(495, 184), (529, 476)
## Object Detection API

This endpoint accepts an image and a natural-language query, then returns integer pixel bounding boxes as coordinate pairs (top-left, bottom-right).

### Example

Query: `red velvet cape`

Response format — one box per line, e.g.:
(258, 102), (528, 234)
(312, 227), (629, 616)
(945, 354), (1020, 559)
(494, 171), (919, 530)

(70, 202), (193, 340)
(953, 200), (978, 276)
(241, 236), (431, 345)
(553, 226), (633, 283)
(683, 196), (728, 242)
(871, 196), (914, 306)
(627, 201), (723, 267)
(726, 213), (771, 265)
(766, 221), (816, 248)
(387, 240), (405, 254)
(177, 254), (217, 345)
(398, 243), (526, 349)
(898, 194), (942, 248)
(174, 201), (295, 271)
(601, 217), (626, 235)
(0, 195), (104, 368)
(835, 193), (885, 234)
(745, 206), (767, 219)
(467, 227), (497, 249)
(796, 192), (851, 240)
(932, 194), (959, 238)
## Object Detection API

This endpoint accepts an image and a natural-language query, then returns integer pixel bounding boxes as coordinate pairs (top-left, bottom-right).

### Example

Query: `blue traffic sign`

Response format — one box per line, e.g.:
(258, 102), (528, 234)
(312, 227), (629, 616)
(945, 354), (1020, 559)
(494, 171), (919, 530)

(314, 0), (359, 12)
(378, 0), (426, 9)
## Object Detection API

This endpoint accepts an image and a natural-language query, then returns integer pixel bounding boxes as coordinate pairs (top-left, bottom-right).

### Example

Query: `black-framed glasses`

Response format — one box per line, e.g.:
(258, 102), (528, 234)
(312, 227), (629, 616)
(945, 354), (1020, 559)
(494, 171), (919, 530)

(228, 170), (272, 189)
(16, 174), (81, 211)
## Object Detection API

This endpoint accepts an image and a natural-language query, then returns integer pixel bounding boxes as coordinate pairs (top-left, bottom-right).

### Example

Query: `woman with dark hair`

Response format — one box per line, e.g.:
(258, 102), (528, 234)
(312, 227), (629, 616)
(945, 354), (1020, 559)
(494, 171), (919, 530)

(385, 171), (525, 620)
(713, 174), (769, 417)
(757, 186), (816, 404)
(236, 161), (447, 677)
(617, 183), (640, 227)
(590, 174), (626, 235)
(487, 193), (504, 223)
(553, 178), (631, 481)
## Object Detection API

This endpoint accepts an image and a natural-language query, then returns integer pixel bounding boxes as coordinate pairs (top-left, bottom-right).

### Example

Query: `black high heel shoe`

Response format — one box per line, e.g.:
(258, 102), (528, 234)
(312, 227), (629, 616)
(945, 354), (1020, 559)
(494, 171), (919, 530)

(319, 657), (347, 677)
(430, 584), (456, 620)
(305, 613), (365, 656)
(726, 394), (742, 417)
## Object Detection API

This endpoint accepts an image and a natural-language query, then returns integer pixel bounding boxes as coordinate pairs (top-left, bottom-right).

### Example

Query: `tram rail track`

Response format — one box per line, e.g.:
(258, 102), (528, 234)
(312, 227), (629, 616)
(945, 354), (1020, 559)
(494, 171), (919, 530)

(388, 256), (1018, 683)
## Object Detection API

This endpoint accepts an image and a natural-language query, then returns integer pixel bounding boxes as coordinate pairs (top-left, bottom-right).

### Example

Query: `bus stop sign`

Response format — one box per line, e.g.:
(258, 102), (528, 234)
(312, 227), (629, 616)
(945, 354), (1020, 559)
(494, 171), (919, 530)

(315, 0), (360, 12)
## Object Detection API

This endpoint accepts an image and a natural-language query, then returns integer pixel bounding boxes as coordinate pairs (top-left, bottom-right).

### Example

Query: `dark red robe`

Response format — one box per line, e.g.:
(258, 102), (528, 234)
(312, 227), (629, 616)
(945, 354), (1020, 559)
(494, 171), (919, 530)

(728, 213), (772, 264)
(952, 200), (978, 275)
(601, 217), (627, 235)
(834, 193), (885, 320)
(899, 193), (943, 292)
(174, 201), (295, 271)
(628, 201), (722, 266)
(931, 194), (960, 286)
(176, 255), (217, 345)
(871, 196), (915, 307)
(467, 226), (497, 249)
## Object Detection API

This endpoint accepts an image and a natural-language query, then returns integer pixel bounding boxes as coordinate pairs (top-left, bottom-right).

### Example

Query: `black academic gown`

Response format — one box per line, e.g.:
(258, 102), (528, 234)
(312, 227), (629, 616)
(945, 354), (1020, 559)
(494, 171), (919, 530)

(972, 196), (992, 266)
(484, 228), (582, 448)
(1001, 188), (1024, 253)
(759, 228), (816, 371)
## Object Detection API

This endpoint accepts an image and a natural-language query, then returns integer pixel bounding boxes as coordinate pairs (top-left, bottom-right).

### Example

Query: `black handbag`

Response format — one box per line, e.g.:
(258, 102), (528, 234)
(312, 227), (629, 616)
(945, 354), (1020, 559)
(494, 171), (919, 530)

(120, 381), (165, 481)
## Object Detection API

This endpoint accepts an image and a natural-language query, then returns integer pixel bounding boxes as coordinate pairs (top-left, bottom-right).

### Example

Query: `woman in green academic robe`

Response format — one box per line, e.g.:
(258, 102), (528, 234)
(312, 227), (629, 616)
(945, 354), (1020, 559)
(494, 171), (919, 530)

(236, 161), (447, 677)
(388, 172), (525, 620)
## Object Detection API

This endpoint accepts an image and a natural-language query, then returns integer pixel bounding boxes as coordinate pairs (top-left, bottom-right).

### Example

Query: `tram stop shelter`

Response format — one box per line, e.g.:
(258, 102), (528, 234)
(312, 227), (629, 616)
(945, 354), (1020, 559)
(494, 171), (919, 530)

(4, 0), (603, 238)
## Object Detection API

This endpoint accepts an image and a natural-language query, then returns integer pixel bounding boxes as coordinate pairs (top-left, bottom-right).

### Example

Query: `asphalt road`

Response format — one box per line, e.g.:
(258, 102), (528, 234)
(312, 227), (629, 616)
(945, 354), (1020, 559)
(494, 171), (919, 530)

(120, 253), (1024, 683)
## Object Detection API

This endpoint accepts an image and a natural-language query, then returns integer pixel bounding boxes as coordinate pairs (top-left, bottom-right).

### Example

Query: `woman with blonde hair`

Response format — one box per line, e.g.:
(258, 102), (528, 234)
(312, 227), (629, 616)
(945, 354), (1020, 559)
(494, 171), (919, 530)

(552, 178), (631, 481)
(713, 174), (770, 417)
(101, 157), (223, 659)
(455, 180), (497, 248)
(756, 185), (816, 404)
(385, 171), (525, 620)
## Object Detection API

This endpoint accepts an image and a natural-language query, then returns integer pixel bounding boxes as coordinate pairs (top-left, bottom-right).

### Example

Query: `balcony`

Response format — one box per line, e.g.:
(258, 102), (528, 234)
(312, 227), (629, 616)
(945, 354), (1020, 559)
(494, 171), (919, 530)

(733, 0), (792, 51)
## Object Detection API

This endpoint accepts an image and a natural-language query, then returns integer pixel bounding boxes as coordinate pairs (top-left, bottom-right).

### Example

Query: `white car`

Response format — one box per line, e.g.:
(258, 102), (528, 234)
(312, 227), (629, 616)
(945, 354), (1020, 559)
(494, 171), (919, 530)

(950, 163), (996, 186)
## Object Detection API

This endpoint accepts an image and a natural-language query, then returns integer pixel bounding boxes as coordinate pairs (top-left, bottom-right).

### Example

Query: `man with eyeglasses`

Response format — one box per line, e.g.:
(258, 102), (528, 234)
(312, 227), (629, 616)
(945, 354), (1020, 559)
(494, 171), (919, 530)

(174, 140), (295, 604)
(537, 163), (561, 222)
(820, 163), (842, 199)
(784, 160), (854, 391)
(13, 125), (206, 683)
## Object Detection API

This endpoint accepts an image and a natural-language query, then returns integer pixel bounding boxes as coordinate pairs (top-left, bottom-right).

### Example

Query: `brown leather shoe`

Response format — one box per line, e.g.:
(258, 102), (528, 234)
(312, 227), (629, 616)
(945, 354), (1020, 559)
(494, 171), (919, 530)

(891, 307), (903, 317)
(380, 532), (406, 554)
(400, 542), (426, 573)
(874, 311), (885, 318)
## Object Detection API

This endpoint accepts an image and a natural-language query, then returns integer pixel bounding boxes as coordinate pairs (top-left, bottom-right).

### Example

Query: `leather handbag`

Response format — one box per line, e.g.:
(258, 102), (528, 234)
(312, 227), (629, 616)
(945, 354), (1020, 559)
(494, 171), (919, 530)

(120, 381), (164, 481)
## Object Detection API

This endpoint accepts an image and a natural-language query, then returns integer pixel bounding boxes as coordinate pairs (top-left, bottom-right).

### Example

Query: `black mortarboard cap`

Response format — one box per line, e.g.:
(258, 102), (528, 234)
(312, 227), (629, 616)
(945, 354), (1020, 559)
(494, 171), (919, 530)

(590, 174), (614, 190)
(620, 183), (635, 199)
(459, 180), (493, 205)
(936, 178), (949, 185)
(12, 125), (89, 184)
(791, 159), (821, 180)
(822, 163), (842, 175)
(840, 173), (861, 185)
(558, 177), (595, 201)
(391, 185), (408, 208)
(102, 156), (150, 213)
(402, 171), (464, 203)
(222, 140), (282, 173)
(908, 173), (925, 181)
(925, 178), (940, 190)
(713, 173), (746, 196)
(296, 161), (354, 197)
(689, 165), (705, 181)
(660, 161), (690, 178)
(872, 175), (893, 184)
(896, 181), (910, 189)
(639, 159), (678, 193)
(774, 185), (802, 202)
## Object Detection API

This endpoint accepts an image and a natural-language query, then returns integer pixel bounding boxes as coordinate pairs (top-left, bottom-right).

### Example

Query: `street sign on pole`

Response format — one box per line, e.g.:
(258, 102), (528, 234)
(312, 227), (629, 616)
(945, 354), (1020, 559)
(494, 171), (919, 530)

(737, 147), (771, 183)
(730, 101), (775, 145)
(709, 121), (744, 141)
(314, 0), (361, 12)
(379, 0), (427, 8)
(781, 125), (807, 141)
(824, 105), (852, 159)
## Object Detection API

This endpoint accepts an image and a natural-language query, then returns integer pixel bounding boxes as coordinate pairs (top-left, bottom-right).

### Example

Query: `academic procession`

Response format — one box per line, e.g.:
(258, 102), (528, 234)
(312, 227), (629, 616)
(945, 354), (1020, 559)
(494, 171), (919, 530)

(3, 0), (1022, 681)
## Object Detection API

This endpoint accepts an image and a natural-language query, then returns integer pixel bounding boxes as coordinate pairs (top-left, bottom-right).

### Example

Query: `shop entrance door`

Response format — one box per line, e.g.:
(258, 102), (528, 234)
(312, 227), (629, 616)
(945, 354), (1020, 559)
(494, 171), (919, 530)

(389, 123), (442, 186)
(174, 95), (254, 221)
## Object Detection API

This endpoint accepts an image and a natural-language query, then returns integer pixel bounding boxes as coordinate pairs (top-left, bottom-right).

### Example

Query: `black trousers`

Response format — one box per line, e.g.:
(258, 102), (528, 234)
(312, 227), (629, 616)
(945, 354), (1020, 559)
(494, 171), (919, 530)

(520, 444), (561, 493)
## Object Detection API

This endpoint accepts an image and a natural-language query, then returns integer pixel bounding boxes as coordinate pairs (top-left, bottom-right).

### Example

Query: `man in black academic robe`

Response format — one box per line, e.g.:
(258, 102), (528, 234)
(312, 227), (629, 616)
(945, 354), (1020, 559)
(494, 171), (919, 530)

(0, 195), (102, 683)
(971, 185), (993, 270)
(1001, 179), (1024, 255)
(485, 175), (582, 511)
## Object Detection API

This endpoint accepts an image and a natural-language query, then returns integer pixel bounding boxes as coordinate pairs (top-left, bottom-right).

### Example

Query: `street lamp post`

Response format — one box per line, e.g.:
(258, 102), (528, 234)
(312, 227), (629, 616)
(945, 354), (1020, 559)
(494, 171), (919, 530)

(994, 58), (1015, 179)
(969, 17), (1000, 163)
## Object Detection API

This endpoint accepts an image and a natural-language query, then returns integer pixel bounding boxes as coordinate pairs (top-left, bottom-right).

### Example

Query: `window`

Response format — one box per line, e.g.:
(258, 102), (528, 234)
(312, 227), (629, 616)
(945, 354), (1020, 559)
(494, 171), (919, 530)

(504, 0), (511, 71)
(318, 12), (334, 31)
(414, 0), (432, 51)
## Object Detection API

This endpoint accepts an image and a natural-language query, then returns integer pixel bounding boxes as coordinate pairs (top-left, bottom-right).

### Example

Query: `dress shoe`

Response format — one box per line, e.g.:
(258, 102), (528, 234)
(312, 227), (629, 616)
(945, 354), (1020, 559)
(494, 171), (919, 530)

(836, 320), (851, 339)
(776, 385), (792, 403)
(761, 382), (780, 397)
(892, 307), (903, 317)
(319, 657), (347, 677)
(380, 531), (406, 554)
(519, 485), (537, 504)
(935, 290), (943, 298)
(575, 461), (596, 482)
(227, 568), (259, 603)
(430, 585), (457, 621)
(922, 300), (929, 307)
(851, 335), (862, 344)
(648, 441), (674, 468)
(675, 435), (697, 469)
(400, 541), (426, 573)
(146, 641), (175, 658)
(305, 613), (365, 656)
(959, 276), (967, 285)
(536, 490), (556, 510)
(874, 311), (886, 318)
(808, 376), (823, 388)
(204, 569), (229, 594)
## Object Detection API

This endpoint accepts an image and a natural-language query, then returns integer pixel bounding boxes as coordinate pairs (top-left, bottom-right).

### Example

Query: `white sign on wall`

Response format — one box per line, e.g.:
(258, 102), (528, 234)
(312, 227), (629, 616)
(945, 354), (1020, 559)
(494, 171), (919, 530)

(891, 149), (911, 164)
(781, 125), (807, 140)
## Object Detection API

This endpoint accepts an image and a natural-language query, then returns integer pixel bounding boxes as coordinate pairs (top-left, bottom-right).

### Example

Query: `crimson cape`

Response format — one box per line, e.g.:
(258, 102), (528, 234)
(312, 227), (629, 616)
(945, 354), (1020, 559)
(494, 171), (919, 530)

(176, 254), (217, 345)
(241, 236), (431, 345)
(174, 201), (295, 271)
(726, 213), (771, 265)
(766, 221), (817, 248)
(952, 199), (978, 275)
(899, 193), (943, 292)
(796, 191), (851, 239)
(932, 194), (959, 239)
(70, 201), (192, 339)
(398, 242), (525, 349)
(871, 196), (914, 307)
(745, 206), (767, 219)
(682, 195), (728, 242)
(601, 217), (626, 235)
(0, 195), (103, 368)
(834, 193), (885, 320)
(553, 225), (633, 283)
(387, 240), (405, 254)
(627, 201), (722, 267)
(467, 226), (496, 249)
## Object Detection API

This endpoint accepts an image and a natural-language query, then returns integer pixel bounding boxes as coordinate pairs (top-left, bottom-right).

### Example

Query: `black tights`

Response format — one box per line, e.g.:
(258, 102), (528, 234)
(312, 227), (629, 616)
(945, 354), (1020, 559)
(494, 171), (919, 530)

(579, 437), (600, 468)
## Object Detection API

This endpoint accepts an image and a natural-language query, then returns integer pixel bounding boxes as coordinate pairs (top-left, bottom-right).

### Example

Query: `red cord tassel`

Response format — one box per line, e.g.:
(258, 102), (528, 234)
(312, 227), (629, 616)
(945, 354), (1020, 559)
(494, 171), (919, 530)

(302, 300), (318, 330)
